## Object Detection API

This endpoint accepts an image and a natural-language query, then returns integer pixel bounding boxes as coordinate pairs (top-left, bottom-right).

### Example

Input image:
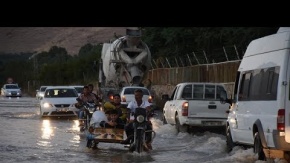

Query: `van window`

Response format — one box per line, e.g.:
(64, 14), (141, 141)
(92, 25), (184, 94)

(249, 69), (262, 100)
(193, 84), (204, 99)
(205, 85), (215, 99)
(182, 84), (192, 99)
(239, 72), (252, 100)
(239, 66), (279, 101)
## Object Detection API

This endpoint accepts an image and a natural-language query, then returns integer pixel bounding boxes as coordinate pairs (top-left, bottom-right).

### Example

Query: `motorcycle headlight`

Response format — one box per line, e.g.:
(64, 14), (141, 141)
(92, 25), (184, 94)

(88, 107), (95, 113)
(136, 115), (145, 123)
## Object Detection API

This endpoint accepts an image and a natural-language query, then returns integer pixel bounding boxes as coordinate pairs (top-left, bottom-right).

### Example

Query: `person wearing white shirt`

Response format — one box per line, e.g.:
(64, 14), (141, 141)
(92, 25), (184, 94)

(121, 89), (153, 150)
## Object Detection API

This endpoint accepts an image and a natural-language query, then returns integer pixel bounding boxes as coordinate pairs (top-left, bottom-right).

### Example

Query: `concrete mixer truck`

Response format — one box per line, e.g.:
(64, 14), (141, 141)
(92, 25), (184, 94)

(98, 28), (151, 91)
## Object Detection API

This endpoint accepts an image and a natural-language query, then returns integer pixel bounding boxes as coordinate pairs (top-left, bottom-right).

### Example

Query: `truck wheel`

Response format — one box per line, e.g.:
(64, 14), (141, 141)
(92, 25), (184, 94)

(162, 115), (167, 125)
(40, 107), (43, 117)
(226, 125), (235, 152)
(175, 114), (187, 133)
(254, 132), (266, 161)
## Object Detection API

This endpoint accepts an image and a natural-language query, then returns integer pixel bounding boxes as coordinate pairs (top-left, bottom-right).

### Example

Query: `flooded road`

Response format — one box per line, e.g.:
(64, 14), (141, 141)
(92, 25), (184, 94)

(0, 97), (282, 163)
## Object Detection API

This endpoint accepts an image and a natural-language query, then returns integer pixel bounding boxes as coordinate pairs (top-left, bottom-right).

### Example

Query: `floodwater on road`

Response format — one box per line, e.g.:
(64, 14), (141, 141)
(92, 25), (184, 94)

(0, 97), (285, 163)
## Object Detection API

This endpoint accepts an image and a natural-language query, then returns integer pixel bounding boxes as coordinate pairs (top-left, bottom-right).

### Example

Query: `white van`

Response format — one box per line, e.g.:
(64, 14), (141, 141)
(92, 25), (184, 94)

(220, 27), (290, 161)
(162, 82), (228, 133)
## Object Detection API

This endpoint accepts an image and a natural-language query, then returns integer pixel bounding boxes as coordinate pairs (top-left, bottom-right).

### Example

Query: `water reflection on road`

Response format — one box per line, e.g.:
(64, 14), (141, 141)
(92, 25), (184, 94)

(0, 96), (269, 163)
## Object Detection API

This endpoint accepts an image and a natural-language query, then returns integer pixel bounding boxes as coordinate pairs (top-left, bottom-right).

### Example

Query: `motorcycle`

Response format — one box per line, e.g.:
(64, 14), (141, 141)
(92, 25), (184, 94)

(83, 102), (98, 130)
(127, 107), (156, 153)
(76, 98), (99, 131)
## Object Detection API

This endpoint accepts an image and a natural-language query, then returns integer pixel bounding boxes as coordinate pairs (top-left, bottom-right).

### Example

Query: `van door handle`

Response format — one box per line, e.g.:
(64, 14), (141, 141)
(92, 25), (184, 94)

(208, 105), (216, 109)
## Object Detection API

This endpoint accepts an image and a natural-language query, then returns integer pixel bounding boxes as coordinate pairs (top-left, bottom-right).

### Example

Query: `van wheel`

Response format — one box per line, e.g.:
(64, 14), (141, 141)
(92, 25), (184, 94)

(226, 125), (235, 152)
(175, 114), (187, 133)
(254, 132), (266, 161)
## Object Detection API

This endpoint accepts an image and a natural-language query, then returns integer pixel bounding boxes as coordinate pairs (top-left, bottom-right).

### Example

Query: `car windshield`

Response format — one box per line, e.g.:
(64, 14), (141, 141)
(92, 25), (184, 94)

(6, 85), (19, 89)
(45, 89), (78, 98)
(124, 88), (149, 95)
(74, 87), (83, 94)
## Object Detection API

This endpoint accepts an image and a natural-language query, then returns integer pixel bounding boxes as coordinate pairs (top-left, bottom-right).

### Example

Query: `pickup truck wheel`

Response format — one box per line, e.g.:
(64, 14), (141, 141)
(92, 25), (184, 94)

(40, 107), (43, 117)
(254, 132), (266, 161)
(175, 114), (187, 133)
(226, 125), (235, 152)
(162, 115), (167, 124)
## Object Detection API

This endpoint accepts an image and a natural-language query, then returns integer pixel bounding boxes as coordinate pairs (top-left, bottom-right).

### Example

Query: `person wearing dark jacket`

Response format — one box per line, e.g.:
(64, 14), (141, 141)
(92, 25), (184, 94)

(100, 109), (125, 129)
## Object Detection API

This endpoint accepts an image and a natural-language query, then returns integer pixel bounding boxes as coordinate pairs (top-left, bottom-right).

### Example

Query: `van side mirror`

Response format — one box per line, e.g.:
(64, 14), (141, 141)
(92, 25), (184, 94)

(162, 94), (169, 101)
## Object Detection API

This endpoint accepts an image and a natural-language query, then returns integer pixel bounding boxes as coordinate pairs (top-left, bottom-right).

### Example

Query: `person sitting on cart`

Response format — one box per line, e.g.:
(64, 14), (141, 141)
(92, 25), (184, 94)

(90, 110), (108, 127)
(103, 91), (115, 112)
(100, 109), (125, 129)
(112, 94), (129, 123)
(104, 93), (128, 123)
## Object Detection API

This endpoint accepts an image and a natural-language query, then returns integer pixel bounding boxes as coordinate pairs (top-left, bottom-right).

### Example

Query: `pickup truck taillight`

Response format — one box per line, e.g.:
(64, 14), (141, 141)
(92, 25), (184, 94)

(148, 95), (153, 103)
(277, 109), (285, 131)
(182, 102), (188, 116)
(121, 95), (126, 102)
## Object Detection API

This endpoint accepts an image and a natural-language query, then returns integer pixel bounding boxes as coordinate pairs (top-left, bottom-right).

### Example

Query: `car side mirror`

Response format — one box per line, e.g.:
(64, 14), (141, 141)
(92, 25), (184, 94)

(161, 94), (169, 101)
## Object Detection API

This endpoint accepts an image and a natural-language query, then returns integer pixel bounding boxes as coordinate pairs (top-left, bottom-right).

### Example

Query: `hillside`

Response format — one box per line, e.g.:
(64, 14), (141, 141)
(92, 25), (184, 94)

(0, 27), (127, 55)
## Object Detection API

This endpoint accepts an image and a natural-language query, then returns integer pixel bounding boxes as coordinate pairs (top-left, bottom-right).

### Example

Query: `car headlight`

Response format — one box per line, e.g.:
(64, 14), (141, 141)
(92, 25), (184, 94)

(136, 115), (145, 123)
(43, 103), (52, 108)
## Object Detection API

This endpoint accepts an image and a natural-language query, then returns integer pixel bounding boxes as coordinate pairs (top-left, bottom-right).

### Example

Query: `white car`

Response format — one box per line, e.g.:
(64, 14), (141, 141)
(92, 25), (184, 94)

(1, 84), (22, 97)
(36, 86), (51, 100)
(39, 86), (79, 117)
(71, 85), (84, 97)
(119, 86), (154, 107)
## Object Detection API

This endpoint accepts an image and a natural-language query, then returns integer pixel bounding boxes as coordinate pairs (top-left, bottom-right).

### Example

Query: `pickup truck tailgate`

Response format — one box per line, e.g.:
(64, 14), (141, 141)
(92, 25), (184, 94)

(187, 100), (228, 118)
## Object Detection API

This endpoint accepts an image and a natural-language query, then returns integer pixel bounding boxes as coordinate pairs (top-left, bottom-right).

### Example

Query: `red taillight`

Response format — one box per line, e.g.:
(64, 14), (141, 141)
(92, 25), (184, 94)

(277, 109), (285, 131)
(182, 102), (188, 116)
(148, 95), (153, 103)
(121, 95), (126, 102)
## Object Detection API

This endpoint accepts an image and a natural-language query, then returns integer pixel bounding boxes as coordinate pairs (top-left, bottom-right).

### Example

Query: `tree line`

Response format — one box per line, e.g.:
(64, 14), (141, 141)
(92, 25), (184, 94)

(0, 27), (279, 93)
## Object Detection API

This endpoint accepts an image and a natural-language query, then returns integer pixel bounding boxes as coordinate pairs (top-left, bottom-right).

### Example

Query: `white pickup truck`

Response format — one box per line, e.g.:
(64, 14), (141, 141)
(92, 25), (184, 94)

(162, 82), (228, 132)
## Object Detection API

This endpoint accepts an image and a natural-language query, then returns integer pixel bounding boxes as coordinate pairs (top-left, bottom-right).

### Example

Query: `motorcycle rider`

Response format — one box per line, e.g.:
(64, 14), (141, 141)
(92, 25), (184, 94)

(76, 85), (98, 126)
(122, 89), (153, 150)
(87, 84), (100, 101)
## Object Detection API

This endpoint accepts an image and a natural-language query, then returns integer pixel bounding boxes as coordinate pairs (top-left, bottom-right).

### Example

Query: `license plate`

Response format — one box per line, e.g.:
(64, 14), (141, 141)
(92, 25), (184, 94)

(57, 108), (68, 112)
(202, 121), (222, 126)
